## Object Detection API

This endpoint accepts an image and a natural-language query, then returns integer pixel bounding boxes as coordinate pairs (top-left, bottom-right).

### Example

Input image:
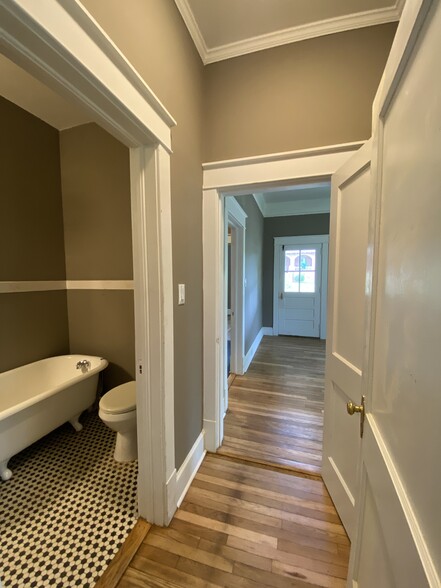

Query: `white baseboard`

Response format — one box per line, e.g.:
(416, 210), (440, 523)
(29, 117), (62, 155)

(175, 431), (206, 507)
(243, 327), (265, 372)
(262, 327), (274, 336)
(203, 419), (217, 452)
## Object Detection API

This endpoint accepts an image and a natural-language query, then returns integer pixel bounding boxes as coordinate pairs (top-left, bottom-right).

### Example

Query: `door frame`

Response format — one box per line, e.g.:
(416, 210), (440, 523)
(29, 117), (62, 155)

(273, 235), (329, 339)
(225, 198), (247, 379)
(202, 142), (364, 452)
(1, 1), (176, 525)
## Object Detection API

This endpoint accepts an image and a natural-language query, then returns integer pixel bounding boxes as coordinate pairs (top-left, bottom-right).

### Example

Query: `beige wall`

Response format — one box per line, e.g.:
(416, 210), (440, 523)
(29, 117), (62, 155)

(203, 24), (397, 161)
(81, 0), (205, 467)
(59, 124), (133, 280)
(0, 97), (69, 372)
(59, 124), (135, 390)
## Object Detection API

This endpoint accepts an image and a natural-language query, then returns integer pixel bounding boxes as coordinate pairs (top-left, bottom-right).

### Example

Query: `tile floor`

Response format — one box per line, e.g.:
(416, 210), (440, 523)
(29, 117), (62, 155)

(0, 411), (138, 588)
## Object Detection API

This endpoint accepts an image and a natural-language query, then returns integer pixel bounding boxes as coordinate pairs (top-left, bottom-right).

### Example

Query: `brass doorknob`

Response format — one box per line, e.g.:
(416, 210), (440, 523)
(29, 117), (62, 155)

(346, 396), (366, 438)
(347, 401), (363, 415)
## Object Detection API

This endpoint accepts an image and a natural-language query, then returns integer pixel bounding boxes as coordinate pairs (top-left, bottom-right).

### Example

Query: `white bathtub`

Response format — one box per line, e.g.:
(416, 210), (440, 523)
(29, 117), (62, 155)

(0, 355), (108, 481)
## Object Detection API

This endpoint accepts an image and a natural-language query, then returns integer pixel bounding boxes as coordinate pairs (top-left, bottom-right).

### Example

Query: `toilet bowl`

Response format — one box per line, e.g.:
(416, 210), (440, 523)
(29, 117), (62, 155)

(99, 381), (137, 462)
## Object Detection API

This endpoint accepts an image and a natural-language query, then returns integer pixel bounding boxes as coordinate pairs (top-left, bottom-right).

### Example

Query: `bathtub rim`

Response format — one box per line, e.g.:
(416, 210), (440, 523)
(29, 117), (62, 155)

(0, 355), (108, 421)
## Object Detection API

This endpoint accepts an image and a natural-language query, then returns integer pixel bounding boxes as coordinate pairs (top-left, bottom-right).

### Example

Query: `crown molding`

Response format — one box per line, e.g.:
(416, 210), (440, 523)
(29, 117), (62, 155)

(176, 0), (403, 65)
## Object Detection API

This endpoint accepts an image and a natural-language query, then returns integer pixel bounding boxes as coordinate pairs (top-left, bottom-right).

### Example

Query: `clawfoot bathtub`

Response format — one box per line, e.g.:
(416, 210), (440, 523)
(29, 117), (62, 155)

(0, 355), (108, 481)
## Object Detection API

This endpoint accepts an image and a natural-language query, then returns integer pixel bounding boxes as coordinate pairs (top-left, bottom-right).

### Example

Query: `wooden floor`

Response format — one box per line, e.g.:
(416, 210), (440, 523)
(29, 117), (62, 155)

(220, 336), (326, 475)
(116, 454), (349, 587)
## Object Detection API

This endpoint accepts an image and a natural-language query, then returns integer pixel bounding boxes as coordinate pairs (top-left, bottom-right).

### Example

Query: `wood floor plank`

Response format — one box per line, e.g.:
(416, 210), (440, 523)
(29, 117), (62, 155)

(94, 518), (151, 588)
(116, 453), (349, 587)
(220, 336), (325, 473)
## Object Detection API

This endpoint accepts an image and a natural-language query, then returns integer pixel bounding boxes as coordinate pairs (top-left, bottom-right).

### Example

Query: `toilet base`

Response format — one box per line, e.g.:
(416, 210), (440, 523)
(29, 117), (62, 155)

(114, 429), (137, 462)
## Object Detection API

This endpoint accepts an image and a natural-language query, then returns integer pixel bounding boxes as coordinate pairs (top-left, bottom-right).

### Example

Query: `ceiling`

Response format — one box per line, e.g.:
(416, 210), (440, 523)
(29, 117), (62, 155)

(175, 0), (404, 64)
(252, 182), (331, 217)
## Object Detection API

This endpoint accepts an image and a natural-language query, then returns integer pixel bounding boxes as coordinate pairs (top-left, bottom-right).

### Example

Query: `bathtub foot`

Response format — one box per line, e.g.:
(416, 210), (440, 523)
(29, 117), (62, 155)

(69, 414), (83, 432)
(0, 461), (12, 481)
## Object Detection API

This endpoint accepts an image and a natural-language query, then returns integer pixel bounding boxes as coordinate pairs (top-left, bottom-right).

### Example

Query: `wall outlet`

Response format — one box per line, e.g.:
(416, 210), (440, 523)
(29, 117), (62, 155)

(178, 283), (185, 305)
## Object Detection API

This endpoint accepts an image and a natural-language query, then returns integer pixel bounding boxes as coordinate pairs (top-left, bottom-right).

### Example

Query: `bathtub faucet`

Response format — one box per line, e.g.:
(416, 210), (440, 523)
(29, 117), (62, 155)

(76, 359), (91, 371)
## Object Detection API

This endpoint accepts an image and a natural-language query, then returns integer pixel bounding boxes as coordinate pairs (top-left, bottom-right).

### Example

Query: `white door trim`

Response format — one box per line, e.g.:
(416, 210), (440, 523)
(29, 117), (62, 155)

(202, 142), (364, 452)
(273, 235), (329, 339)
(226, 198), (247, 379)
(1, 0), (176, 525)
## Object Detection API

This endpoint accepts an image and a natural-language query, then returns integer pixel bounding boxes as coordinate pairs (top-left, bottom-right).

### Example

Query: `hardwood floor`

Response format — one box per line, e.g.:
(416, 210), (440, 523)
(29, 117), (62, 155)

(117, 454), (349, 587)
(220, 336), (326, 475)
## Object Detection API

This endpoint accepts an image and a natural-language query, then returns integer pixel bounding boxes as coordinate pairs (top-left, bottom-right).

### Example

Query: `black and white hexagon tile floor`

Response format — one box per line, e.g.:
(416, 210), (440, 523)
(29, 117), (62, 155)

(0, 412), (138, 587)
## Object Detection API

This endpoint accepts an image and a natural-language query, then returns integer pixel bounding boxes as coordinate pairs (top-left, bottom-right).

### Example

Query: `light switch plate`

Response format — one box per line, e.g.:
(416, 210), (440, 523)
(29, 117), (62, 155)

(178, 283), (185, 305)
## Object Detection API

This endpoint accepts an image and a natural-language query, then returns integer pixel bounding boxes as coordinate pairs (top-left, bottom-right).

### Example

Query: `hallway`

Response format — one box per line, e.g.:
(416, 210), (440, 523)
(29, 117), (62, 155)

(115, 454), (349, 587)
(220, 336), (325, 476)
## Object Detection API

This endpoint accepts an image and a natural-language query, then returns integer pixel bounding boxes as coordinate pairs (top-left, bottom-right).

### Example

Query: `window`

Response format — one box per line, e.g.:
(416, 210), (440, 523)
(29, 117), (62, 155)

(284, 249), (316, 293)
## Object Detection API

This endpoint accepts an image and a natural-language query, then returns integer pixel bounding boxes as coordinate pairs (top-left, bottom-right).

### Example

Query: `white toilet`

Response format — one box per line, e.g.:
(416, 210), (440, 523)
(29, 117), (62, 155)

(99, 381), (137, 462)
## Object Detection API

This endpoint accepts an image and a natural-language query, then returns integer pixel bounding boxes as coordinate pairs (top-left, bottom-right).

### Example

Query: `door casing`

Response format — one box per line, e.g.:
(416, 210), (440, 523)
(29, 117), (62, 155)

(202, 142), (364, 452)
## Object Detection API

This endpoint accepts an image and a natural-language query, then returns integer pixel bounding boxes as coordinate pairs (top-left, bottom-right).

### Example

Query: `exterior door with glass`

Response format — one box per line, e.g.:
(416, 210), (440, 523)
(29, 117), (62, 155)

(277, 243), (322, 337)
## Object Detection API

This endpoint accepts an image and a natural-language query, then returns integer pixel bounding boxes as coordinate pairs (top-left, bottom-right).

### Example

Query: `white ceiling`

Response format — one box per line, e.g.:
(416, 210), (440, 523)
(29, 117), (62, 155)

(175, 0), (404, 64)
(253, 182), (331, 217)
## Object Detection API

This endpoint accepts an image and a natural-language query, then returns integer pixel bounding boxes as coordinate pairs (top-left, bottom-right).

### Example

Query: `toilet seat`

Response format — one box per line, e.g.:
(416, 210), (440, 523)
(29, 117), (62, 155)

(99, 381), (136, 415)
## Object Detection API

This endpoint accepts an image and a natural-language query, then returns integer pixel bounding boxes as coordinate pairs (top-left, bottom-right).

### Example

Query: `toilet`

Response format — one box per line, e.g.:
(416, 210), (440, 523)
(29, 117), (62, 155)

(99, 381), (137, 462)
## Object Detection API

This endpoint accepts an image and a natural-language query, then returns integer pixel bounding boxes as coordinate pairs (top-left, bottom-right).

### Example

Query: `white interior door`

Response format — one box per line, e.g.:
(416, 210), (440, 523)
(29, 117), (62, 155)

(322, 140), (372, 540)
(278, 244), (322, 337)
(348, 0), (441, 585)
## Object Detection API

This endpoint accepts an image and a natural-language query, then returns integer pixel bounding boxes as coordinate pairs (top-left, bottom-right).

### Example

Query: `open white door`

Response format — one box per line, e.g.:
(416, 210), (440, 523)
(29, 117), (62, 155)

(347, 0), (441, 585)
(322, 140), (372, 539)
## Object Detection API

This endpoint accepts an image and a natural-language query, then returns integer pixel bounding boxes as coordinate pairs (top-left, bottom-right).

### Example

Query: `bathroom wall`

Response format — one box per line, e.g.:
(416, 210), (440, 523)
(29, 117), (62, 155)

(0, 97), (69, 372)
(263, 213), (330, 326)
(59, 124), (135, 390)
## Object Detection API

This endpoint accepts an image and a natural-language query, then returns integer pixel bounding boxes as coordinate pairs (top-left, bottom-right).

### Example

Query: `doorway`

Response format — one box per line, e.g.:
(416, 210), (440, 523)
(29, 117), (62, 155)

(273, 235), (329, 339)
(2, 2), (176, 528)
(202, 142), (363, 457)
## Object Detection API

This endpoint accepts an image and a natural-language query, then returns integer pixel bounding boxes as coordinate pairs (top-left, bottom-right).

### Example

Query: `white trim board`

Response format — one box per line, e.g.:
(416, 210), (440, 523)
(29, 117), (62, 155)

(1, 1), (175, 526)
(175, 431), (206, 508)
(203, 142), (362, 453)
(174, 0), (404, 65)
(243, 327), (264, 373)
(0, 280), (135, 293)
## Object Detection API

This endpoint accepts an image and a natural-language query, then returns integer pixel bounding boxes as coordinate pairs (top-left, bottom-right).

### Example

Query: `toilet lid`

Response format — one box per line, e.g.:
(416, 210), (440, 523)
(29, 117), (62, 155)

(99, 381), (136, 414)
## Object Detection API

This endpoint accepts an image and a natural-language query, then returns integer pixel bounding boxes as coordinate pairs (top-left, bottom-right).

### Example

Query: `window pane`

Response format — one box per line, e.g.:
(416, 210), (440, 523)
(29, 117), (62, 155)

(299, 249), (316, 271)
(299, 270), (316, 293)
(285, 271), (300, 292)
(285, 250), (299, 271)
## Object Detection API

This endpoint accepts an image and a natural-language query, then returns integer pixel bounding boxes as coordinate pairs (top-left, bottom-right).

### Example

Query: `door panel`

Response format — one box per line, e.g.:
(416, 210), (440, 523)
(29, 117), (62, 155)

(278, 244), (322, 337)
(349, 0), (440, 585)
(322, 141), (371, 540)
(334, 167), (371, 369)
